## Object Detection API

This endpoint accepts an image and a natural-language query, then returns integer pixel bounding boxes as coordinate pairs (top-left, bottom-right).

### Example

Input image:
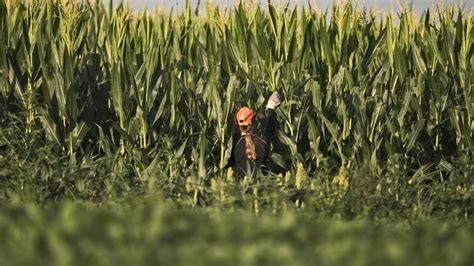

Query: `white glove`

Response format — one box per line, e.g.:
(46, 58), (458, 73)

(266, 91), (281, 110)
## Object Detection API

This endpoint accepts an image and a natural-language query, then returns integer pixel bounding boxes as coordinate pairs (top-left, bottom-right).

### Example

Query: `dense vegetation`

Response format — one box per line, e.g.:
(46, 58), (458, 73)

(1, 200), (473, 266)
(0, 1), (472, 263)
(1, 0), (471, 216)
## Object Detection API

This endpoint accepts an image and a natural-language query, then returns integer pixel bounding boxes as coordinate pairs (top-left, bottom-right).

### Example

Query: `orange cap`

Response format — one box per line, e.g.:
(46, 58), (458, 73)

(235, 107), (254, 126)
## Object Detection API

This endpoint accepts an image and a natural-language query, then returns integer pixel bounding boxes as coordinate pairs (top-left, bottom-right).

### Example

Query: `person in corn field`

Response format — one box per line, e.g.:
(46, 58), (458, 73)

(225, 91), (281, 180)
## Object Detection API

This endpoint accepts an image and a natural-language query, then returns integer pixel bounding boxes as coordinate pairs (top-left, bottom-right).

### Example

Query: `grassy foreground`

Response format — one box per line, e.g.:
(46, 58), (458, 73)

(0, 200), (473, 266)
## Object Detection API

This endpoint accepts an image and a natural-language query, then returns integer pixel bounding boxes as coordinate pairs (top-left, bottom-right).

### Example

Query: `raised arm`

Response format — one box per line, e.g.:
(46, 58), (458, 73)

(263, 91), (281, 142)
(263, 109), (277, 143)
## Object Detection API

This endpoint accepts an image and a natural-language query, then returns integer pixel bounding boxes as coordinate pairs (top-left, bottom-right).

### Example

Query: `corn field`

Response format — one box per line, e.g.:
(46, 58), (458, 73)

(0, 0), (472, 216)
(0, 1), (473, 264)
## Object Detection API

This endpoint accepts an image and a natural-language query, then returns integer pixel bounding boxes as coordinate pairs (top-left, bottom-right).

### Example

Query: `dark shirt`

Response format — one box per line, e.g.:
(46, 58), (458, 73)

(225, 109), (277, 179)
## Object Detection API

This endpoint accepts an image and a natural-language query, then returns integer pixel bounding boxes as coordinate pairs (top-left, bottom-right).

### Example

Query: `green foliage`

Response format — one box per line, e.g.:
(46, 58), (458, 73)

(0, 2), (473, 262)
(0, 0), (472, 218)
(0, 200), (473, 266)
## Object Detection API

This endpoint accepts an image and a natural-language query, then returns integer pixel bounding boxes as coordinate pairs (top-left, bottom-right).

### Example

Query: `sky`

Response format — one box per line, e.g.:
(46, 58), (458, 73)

(104, 0), (474, 13)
